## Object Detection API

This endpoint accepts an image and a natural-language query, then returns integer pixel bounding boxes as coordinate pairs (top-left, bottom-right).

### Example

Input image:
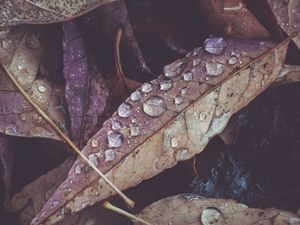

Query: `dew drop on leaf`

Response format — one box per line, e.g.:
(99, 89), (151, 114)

(201, 207), (225, 225)
(91, 139), (98, 147)
(111, 120), (123, 130)
(105, 149), (117, 161)
(143, 96), (166, 117)
(205, 62), (224, 76)
(159, 79), (173, 91)
(228, 56), (238, 65)
(1, 40), (11, 49)
(75, 165), (81, 174)
(141, 82), (153, 93)
(182, 71), (193, 81)
(204, 37), (227, 55)
(130, 126), (141, 137)
(130, 90), (142, 101)
(174, 96), (183, 105)
(107, 130), (123, 148)
(88, 154), (99, 167)
(118, 103), (133, 118)
(4, 124), (17, 135)
(170, 137), (179, 148)
(37, 85), (47, 93)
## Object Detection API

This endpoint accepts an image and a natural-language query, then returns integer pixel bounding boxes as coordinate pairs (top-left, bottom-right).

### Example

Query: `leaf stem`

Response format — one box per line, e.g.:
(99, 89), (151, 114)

(103, 201), (155, 225)
(0, 64), (135, 208)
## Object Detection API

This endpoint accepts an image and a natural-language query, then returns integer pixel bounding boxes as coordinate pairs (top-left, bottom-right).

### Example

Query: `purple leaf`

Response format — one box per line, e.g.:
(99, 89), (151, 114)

(63, 21), (108, 147)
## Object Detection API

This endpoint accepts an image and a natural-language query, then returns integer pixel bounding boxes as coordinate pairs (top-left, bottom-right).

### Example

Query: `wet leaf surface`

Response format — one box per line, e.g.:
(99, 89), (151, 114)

(32, 37), (289, 225)
(134, 194), (300, 225)
(0, 26), (67, 140)
(0, 0), (117, 26)
(63, 20), (108, 147)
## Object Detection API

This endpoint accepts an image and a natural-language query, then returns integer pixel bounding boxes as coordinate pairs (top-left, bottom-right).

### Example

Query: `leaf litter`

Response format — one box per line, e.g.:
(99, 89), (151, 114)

(31, 35), (291, 224)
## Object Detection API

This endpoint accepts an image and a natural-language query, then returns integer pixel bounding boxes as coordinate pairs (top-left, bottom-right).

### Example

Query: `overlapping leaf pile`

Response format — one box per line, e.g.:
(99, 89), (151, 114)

(0, 1), (300, 225)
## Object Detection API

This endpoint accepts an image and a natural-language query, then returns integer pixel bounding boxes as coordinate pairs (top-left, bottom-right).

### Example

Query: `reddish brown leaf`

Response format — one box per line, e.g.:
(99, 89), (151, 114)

(63, 21), (108, 147)
(32, 37), (289, 225)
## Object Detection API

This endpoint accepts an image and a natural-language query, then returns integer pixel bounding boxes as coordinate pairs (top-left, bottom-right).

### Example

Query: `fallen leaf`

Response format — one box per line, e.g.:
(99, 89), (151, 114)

(100, 0), (152, 75)
(274, 64), (300, 86)
(196, 0), (271, 39)
(63, 20), (108, 147)
(134, 194), (300, 225)
(9, 157), (74, 225)
(32, 36), (290, 225)
(267, 0), (300, 50)
(0, 133), (14, 208)
(0, 0), (118, 26)
(0, 26), (67, 140)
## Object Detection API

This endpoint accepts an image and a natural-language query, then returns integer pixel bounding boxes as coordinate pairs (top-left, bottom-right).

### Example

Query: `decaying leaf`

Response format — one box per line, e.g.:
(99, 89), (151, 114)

(275, 64), (300, 85)
(100, 0), (152, 75)
(134, 194), (300, 225)
(197, 0), (270, 39)
(0, 0), (117, 26)
(31, 36), (290, 225)
(0, 26), (67, 140)
(9, 157), (74, 225)
(63, 20), (108, 147)
(0, 133), (13, 208)
(267, 0), (300, 50)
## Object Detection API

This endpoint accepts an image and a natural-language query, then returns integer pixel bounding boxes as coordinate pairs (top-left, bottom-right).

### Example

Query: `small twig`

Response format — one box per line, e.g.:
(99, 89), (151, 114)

(0, 64), (135, 208)
(103, 201), (155, 225)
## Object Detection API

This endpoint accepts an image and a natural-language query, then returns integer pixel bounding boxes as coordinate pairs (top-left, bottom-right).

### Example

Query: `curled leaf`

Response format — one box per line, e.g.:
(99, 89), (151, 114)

(134, 194), (300, 225)
(63, 21), (108, 147)
(0, 0), (118, 26)
(32, 36), (290, 225)
(0, 26), (67, 140)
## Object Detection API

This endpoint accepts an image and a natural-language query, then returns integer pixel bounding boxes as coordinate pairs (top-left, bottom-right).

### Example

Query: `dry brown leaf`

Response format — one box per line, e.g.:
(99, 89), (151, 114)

(32, 36), (290, 225)
(134, 194), (300, 225)
(0, 0), (117, 26)
(9, 157), (74, 225)
(197, 0), (270, 39)
(267, 0), (300, 50)
(0, 26), (67, 140)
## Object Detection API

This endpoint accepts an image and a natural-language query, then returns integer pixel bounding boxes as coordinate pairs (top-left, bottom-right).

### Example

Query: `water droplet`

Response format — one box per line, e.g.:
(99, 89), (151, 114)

(204, 37), (226, 55)
(37, 85), (46, 93)
(255, 83), (261, 89)
(182, 71), (193, 81)
(228, 56), (238, 65)
(118, 103), (133, 118)
(130, 126), (141, 137)
(143, 96), (166, 117)
(130, 90), (142, 101)
(84, 217), (97, 225)
(160, 79), (173, 91)
(81, 202), (87, 209)
(181, 87), (188, 95)
(205, 62), (224, 76)
(25, 33), (40, 50)
(107, 130), (123, 147)
(193, 58), (201, 66)
(88, 154), (99, 167)
(199, 112), (207, 121)
(174, 96), (183, 105)
(105, 149), (117, 161)
(5, 124), (17, 135)
(171, 137), (179, 148)
(201, 207), (225, 225)
(0, 30), (8, 39)
(2, 40), (11, 49)
(75, 165), (81, 174)
(91, 139), (98, 147)
(111, 120), (122, 130)
(164, 60), (185, 78)
(141, 82), (153, 93)
(175, 148), (189, 160)
(17, 64), (24, 70)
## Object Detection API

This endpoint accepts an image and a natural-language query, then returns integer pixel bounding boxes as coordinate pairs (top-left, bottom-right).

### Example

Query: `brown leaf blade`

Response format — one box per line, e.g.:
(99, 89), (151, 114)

(0, 0), (117, 26)
(134, 194), (300, 225)
(0, 26), (67, 140)
(32, 37), (290, 225)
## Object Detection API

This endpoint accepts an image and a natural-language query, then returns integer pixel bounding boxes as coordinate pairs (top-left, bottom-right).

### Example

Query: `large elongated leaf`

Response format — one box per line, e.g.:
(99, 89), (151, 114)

(0, 26), (67, 140)
(134, 194), (300, 225)
(32, 37), (289, 225)
(63, 21), (108, 147)
(0, 0), (117, 26)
